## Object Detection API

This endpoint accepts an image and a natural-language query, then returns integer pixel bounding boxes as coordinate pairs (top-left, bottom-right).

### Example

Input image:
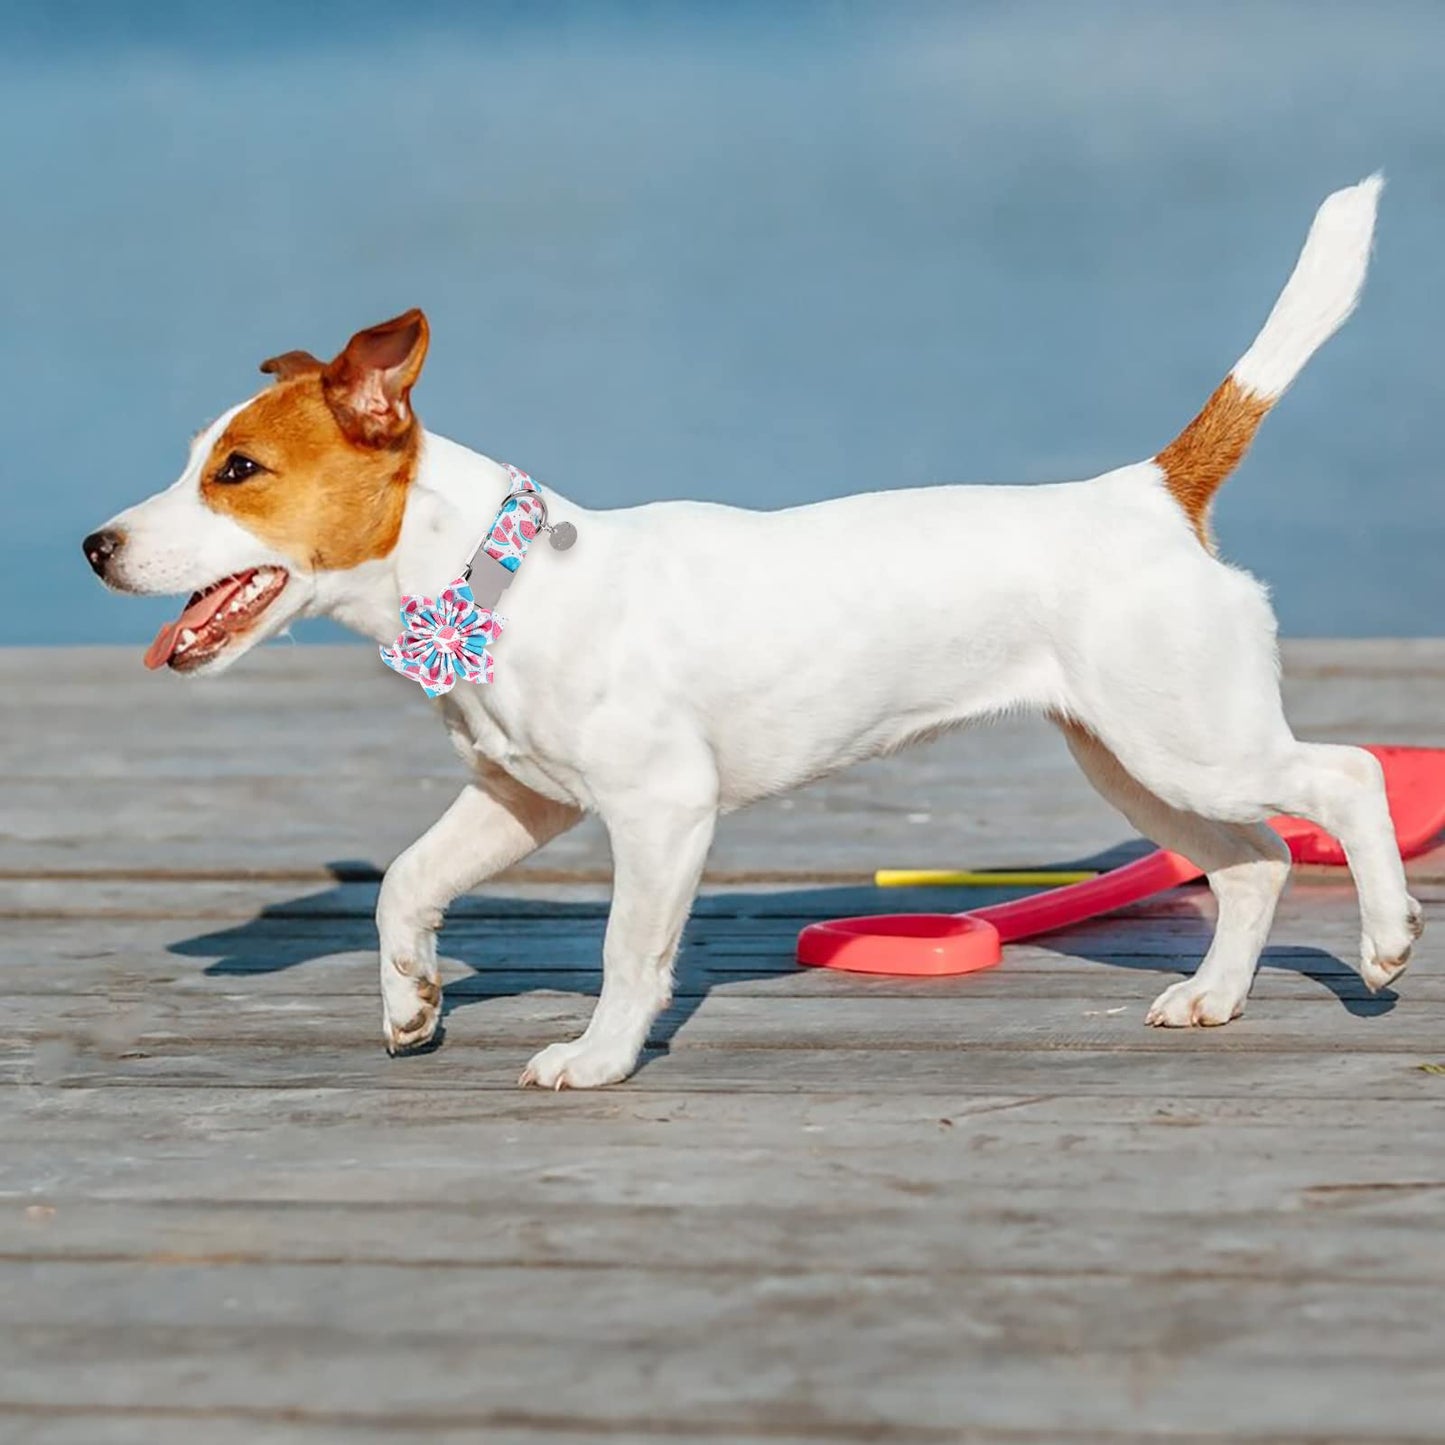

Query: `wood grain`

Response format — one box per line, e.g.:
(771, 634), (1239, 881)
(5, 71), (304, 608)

(3, 641), (1444, 1441)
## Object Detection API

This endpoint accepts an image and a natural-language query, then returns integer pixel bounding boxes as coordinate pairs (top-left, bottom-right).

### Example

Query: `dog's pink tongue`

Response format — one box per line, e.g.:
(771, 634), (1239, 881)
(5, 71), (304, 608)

(142, 622), (182, 672)
(142, 575), (249, 671)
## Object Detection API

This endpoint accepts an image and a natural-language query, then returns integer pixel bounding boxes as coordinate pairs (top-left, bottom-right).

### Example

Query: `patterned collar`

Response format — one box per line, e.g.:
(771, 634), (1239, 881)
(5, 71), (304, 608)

(380, 464), (576, 698)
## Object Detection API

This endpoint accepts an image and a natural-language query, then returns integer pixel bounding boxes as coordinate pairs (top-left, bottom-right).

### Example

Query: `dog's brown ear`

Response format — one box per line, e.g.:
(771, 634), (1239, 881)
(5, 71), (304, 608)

(259, 349), (324, 382)
(322, 309), (430, 447)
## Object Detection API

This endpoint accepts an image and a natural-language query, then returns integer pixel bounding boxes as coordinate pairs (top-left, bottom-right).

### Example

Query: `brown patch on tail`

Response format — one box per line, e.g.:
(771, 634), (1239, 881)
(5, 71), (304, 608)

(1156, 375), (1272, 548)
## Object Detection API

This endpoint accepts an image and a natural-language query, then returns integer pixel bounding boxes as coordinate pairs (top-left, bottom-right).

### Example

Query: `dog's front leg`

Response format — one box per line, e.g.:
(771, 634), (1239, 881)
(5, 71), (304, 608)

(520, 799), (716, 1089)
(379, 769), (580, 1053)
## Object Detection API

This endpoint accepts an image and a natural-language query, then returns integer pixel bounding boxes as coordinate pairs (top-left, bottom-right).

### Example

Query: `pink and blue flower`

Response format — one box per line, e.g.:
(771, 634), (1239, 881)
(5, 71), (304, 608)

(380, 582), (504, 698)
(381, 464), (548, 697)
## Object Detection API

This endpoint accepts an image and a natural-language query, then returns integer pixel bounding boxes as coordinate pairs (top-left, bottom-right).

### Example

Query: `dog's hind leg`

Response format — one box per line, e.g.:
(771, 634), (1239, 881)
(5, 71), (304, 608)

(1260, 741), (1423, 991)
(378, 767), (581, 1053)
(521, 795), (717, 1089)
(1060, 721), (1292, 1027)
(1069, 675), (1420, 1002)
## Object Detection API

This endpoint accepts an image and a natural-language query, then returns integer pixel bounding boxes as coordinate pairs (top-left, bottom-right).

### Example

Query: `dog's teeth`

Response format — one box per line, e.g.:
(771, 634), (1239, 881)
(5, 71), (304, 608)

(178, 628), (197, 647)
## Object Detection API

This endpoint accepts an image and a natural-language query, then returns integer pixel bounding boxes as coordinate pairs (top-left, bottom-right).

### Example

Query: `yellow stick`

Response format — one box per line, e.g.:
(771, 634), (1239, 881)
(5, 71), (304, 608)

(874, 869), (1099, 888)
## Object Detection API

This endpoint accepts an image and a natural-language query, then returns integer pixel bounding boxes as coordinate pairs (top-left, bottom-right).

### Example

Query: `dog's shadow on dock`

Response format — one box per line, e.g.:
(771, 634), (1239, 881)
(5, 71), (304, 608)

(169, 849), (1395, 1068)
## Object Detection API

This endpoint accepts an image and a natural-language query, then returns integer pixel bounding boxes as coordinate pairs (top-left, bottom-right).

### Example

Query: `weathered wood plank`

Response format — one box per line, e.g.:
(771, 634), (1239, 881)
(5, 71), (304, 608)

(9, 1083), (1445, 1135)
(7, 990), (1445, 1057)
(8, 1100), (1445, 1228)
(8, 1042), (1445, 1100)
(9, 1194), (1445, 1285)
(1, 1416), (1439, 1445)
(4, 1266), (1445, 1438)
(1, 1419), (795, 1445)
(1, 1422), (669, 1445)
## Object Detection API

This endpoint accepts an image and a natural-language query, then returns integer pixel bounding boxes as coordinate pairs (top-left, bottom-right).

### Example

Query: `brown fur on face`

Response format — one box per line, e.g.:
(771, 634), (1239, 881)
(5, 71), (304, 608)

(200, 311), (429, 571)
(200, 377), (418, 571)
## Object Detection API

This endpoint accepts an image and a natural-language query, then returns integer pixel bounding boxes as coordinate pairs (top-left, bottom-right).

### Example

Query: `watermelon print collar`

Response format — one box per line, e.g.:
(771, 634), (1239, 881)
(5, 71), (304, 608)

(380, 464), (576, 698)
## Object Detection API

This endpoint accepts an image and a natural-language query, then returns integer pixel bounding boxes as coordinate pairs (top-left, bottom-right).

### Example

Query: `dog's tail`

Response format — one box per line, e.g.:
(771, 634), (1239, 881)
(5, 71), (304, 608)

(1155, 175), (1382, 547)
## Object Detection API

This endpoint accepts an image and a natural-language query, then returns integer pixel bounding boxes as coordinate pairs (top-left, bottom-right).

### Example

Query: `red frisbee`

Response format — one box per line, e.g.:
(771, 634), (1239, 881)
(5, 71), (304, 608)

(797, 745), (1445, 976)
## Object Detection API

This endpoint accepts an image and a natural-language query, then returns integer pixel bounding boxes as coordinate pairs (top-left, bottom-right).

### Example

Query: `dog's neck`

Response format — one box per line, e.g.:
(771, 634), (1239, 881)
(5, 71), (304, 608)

(311, 429), (574, 646)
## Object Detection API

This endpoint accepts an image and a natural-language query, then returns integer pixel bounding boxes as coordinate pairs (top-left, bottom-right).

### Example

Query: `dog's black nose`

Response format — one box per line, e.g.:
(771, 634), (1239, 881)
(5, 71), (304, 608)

(82, 528), (123, 577)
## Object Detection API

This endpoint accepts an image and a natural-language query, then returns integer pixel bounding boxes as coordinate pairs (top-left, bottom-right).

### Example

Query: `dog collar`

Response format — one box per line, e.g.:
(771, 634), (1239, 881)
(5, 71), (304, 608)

(380, 464), (576, 698)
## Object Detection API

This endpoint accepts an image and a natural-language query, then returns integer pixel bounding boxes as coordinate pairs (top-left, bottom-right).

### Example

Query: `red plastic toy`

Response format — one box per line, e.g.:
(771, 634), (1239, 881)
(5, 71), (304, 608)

(797, 745), (1445, 976)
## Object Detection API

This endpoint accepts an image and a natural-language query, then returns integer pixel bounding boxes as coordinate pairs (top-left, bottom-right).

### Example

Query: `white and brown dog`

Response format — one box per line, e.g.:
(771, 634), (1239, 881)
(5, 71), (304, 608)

(85, 178), (1420, 1088)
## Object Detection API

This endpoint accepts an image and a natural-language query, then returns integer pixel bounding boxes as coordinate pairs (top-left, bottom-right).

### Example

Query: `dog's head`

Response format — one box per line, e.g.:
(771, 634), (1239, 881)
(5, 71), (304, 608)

(83, 309), (429, 675)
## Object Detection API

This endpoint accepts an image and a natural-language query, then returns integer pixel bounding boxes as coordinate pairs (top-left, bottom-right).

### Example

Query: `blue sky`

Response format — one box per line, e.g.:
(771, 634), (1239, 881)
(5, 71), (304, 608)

(5, 0), (1443, 642)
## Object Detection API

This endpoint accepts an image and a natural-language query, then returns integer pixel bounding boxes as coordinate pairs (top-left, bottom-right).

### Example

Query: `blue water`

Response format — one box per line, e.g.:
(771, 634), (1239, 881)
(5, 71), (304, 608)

(5, 0), (1444, 643)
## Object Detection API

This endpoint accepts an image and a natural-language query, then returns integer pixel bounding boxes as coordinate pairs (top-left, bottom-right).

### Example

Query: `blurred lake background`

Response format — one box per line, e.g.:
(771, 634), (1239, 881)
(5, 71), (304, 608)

(5, 0), (1443, 643)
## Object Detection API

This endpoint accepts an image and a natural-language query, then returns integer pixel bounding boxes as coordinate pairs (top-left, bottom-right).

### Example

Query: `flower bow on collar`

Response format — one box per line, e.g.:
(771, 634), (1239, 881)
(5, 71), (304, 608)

(380, 464), (572, 698)
(380, 582), (504, 698)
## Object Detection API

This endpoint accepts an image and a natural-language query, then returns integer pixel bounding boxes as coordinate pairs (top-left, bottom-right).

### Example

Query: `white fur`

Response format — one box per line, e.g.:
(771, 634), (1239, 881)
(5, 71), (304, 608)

(1232, 174), (1381, 399)
(96, 181), (1418, 1085)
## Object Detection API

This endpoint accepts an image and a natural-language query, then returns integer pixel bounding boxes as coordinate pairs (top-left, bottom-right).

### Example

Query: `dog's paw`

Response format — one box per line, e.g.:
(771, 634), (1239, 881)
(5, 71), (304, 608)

(1146, 975), (1247, 1028)
(1360, 898), (1424, 993)
(519, 1035), (638, 1091)
(381, 957), (442, 1055)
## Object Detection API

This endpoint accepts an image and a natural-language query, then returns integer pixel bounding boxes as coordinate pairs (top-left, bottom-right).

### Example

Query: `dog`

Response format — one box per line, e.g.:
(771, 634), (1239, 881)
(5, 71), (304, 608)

(84, 177), (1421, 1088)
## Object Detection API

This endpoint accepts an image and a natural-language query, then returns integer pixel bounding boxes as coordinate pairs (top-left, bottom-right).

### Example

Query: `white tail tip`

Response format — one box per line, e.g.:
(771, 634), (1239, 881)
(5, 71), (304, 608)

(1231, 174), (1383, 400)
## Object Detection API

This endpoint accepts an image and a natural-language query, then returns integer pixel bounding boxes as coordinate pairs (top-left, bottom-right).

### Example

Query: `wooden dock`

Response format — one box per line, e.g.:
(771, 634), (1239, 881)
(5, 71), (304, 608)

(4, 641), (1444, 1443)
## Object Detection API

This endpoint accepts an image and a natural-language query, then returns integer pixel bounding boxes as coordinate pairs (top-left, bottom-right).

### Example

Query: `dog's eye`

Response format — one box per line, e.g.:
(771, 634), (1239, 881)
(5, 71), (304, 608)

(215, 452), (264, 484)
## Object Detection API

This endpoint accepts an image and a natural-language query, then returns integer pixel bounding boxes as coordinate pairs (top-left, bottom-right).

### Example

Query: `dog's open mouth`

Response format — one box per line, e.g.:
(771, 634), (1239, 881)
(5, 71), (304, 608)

(143, 567), (290, 672)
